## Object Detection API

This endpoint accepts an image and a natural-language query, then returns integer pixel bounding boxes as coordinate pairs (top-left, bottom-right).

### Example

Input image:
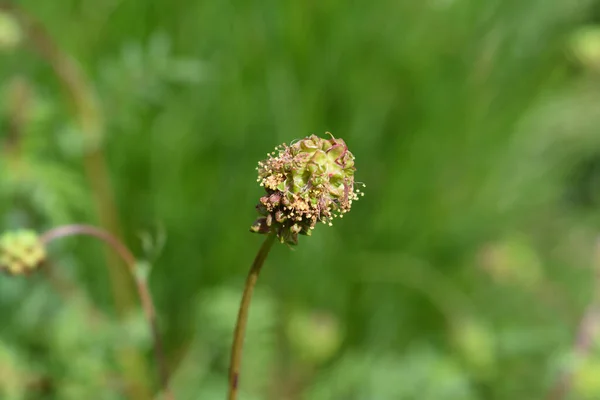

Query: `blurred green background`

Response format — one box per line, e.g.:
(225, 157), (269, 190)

(2, 0), (600, 399)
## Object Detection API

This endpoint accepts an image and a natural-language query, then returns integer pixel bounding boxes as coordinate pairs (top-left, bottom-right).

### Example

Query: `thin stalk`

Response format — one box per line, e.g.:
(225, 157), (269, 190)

(0, 1), (135, 314)
(0, 4), (151, 394)
(40, 224), (174, 400)
(3, 76), (30, 158)
(228, 234), (276, 400)
(0, 3), (161, 396)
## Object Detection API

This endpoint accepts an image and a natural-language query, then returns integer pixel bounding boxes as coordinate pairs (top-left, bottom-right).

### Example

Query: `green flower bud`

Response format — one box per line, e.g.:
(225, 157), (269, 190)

(252, 132), (364, 245)
(0, 230), (46, 275)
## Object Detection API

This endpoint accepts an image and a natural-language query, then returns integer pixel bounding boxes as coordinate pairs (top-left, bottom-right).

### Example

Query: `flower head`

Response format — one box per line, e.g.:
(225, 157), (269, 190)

(251, 132), (364, 245)
(0, 230), (46, 275)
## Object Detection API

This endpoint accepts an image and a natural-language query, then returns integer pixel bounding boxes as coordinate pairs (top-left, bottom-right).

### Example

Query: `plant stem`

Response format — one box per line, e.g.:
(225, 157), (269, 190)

(40, 224), (174, 400)
(228, 234), (276, 400)
(3, 76), (30, 158)
(0, 1), (135, 316)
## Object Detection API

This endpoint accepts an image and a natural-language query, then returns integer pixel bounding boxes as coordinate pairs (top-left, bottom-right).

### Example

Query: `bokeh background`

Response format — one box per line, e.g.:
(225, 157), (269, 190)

(2, 0), (600, 399)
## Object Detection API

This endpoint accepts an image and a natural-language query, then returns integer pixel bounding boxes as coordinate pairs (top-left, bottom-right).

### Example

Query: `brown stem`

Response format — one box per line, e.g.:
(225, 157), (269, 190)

(3, 76), (31, 157)
(228, 234), (276, 400)
(40, 224), (174, 400)
(546, 237), (600, 400)
(1, 4), (149, 396)
(0, 1), (135, 316)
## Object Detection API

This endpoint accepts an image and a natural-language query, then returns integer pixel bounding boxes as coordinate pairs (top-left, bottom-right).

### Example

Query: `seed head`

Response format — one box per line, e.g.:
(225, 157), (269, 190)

(251, 133), (363, 245)
(0, 230), (46, 275)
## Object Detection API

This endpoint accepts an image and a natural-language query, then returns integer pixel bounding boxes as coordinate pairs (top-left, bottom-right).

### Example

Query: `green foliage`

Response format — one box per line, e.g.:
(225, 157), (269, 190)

(307, 348), (477, 400)
(2, 0), (600, 398)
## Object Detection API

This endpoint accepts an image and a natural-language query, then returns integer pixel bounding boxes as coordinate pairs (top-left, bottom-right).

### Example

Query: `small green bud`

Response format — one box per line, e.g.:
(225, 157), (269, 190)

(252, 133), (364, 245)
(0, 230), (46, 275)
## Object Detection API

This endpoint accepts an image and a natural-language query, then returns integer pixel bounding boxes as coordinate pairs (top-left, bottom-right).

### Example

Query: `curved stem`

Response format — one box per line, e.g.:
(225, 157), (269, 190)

(228, 234), (276, 400)
(40, 224), (174, 400)
(0, 1), (134, 315)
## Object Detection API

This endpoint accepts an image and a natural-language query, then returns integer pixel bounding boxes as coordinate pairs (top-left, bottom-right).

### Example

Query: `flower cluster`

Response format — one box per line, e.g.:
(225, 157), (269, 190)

(0, 230), (46, 275)
(251, 133), (364, 245)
